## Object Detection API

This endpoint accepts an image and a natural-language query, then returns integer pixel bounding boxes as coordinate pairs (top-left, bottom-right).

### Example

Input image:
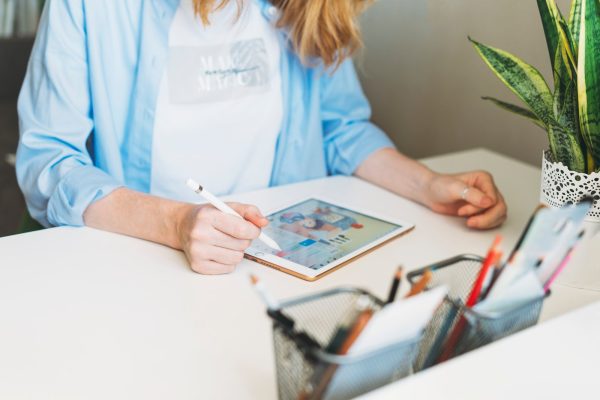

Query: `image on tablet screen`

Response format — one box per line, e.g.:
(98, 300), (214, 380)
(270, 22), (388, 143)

(249, 199), (402, 270)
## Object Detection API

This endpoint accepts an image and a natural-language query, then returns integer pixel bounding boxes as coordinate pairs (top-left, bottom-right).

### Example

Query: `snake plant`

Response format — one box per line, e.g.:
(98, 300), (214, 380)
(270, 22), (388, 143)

(470, 0), (600, 173)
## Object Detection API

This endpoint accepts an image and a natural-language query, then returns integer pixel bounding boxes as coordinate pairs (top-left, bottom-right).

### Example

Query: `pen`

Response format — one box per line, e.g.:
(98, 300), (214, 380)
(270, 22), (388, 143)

(543, 250), (572, 292)
(479, 257), (505, 301)
(249, 274), (294, 329)
(422, 304), (458, 369)
(543, 230), (584, 292)
(186, 178), (282, 251)
(406, 269), (432, 298)
(386, 266), (404, 304)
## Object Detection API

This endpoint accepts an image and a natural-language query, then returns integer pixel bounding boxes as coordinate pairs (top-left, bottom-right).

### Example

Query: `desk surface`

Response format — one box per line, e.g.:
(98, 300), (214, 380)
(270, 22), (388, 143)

(361, 300), (600, 400)
(1, 148), (599, 399)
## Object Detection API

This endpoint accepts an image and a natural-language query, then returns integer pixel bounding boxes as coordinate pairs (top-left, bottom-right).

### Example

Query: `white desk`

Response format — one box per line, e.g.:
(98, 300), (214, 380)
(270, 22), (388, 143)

(1, 148), (598, 399)
(360, 301), (600, 400)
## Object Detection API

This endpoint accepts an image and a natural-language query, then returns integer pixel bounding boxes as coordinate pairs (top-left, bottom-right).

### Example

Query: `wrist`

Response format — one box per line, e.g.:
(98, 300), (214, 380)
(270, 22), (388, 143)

(415, 169), (438, 207)
(170, 202), (196, 250)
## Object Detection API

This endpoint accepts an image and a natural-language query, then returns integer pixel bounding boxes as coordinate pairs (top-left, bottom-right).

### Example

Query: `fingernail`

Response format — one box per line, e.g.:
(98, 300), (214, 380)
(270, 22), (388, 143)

(482, 197), (493, 207)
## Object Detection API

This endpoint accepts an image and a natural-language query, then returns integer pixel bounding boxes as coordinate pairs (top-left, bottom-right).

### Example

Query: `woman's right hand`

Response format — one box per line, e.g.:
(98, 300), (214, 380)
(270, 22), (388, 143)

(176, 202), (269, 274)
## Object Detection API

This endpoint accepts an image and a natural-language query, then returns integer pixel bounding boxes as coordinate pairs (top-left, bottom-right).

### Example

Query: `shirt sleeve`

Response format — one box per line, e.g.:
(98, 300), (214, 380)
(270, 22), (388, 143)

(16, 0), (122, 228)
(319, 59), (396, 176)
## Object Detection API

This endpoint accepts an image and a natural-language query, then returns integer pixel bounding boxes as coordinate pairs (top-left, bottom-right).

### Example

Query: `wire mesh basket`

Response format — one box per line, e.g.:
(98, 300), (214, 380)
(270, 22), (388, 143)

(270, 287), (422, 400)
(407, 254), (547, 371)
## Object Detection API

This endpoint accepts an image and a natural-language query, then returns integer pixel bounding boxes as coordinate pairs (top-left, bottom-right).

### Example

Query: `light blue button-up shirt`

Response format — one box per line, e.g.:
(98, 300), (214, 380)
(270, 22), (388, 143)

(16, 0), (394, 228)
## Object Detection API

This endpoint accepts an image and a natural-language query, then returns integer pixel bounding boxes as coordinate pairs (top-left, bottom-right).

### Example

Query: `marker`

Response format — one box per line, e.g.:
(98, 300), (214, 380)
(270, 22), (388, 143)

(186, 178), (282, 251)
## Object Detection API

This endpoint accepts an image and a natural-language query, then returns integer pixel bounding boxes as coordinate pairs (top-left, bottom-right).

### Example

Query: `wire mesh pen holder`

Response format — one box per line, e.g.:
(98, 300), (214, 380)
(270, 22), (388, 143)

(270, 287), (422, 400)
(407, 254), (548, 372)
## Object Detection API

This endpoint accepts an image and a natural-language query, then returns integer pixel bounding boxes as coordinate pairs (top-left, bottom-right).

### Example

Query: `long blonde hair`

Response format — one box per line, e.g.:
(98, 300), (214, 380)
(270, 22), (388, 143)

(193, 0), (373, 68)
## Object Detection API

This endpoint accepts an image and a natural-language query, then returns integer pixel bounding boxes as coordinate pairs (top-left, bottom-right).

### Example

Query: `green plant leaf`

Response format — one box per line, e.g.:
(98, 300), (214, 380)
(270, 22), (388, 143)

(537, 0), (563, 68)
(557, 18), (578, 74)
(482, 96), (546, 129)
(569, 0), (583, 53)
(578, 0), (600, 167)
(469, 37), (555, 127)
(552, 23), (588, 172)
(548, 124), (586, 172)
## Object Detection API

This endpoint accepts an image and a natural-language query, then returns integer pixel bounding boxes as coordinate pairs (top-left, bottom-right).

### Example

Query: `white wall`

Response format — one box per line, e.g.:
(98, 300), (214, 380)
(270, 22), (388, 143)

(358, 0), (571, 166)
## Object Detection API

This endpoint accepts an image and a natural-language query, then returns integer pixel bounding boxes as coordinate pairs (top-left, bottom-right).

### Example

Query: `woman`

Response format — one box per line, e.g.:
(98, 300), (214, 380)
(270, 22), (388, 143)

(17, 0), (507, 274)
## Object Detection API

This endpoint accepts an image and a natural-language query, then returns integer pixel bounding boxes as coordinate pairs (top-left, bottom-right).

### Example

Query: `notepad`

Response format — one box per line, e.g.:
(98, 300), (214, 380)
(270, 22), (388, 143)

(348, 285), (448, 356)
(474, 269), (544, 317)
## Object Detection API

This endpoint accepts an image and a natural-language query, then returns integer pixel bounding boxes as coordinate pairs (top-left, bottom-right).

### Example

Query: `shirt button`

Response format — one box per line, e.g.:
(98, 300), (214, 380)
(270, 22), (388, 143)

(267, 6), (278, 17)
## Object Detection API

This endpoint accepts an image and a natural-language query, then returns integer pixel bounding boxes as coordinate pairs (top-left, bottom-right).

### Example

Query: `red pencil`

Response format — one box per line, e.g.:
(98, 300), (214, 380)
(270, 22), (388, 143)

(436, 236), (502, 363)
(466, 235), (503, 307)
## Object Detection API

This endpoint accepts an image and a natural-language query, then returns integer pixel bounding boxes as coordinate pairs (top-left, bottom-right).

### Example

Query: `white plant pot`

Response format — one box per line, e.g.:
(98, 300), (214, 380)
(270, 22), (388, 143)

(540, 150), (600, 291)
(540, 150), (600, 222)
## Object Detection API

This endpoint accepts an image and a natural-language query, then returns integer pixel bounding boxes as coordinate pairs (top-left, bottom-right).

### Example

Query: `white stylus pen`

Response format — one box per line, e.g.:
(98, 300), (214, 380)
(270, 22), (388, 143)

(186, 178), (282, 251)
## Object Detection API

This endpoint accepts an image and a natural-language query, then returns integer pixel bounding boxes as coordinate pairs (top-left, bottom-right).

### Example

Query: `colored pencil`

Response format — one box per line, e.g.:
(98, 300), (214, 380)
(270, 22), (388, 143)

(406, 269), (432, 298)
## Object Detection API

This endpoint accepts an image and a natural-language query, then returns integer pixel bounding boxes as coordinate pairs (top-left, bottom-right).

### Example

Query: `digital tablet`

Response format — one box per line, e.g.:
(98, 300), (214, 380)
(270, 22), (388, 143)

(244, 198), (414, 281)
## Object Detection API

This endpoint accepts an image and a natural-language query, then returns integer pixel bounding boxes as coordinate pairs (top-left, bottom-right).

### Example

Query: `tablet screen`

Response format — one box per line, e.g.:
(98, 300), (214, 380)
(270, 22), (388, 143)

(249, 199), (403, 270)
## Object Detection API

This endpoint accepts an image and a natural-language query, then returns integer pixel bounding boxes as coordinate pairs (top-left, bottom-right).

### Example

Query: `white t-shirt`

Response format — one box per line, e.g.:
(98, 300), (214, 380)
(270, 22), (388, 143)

(151, 0), (283, 202)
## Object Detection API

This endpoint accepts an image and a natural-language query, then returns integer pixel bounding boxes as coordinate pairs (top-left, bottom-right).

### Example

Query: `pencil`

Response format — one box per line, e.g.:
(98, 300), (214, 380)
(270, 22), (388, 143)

(465, 235), (502, 307)
(309, 309), (374, 400)
(406, 269), (432, 298)
(386, 266), (404, 304)
(298, 297), (372, 400)
(437, 236), (503, 363)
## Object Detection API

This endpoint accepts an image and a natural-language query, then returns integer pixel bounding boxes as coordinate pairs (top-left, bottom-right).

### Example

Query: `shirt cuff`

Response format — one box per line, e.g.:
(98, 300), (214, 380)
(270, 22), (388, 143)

(330, 123), (396, 176)
(46, 165), (123, 227)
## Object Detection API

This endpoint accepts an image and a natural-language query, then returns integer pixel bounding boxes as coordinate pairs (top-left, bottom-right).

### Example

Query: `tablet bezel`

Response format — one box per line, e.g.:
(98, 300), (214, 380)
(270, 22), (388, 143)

(244, 196), (415, 281)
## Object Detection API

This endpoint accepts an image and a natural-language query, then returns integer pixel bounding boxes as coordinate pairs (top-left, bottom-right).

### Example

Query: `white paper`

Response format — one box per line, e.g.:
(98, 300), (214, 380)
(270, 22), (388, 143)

(348, 285), (448, 356)
(474, 270), (544, 317)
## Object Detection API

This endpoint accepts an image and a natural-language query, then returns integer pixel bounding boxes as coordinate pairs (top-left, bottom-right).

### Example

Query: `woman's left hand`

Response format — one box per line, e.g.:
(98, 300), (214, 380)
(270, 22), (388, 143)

(423, 170), (507, 229)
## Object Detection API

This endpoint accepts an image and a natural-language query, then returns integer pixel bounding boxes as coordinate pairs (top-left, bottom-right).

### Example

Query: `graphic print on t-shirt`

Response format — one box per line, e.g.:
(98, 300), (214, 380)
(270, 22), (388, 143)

(167, 38), (270, 104)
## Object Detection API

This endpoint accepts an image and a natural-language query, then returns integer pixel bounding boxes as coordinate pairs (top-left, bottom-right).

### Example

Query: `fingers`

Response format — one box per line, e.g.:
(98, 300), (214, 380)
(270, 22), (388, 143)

(208, 228), (253, 251)
(182, 203), (266, 274)
(229, 203), (269, 228)
(451, 171), (499, 209)
(457, 204), (483, 217)
(200, 206), (261, 240)
(471, 171), (499, 203)
(188, 259), (236, 275)
(461, 184), (494, 209)
(466, 193), (508, 229)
